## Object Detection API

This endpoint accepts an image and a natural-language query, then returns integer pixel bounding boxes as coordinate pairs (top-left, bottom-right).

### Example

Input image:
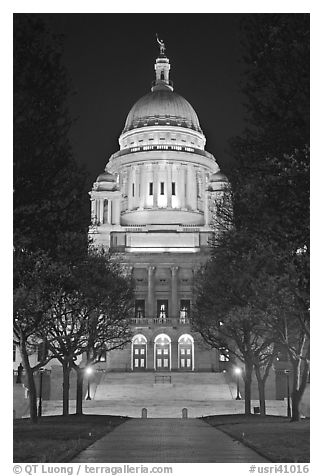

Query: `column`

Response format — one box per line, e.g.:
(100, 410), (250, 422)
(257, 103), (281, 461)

(135, 167), (140, 208)
(153, 164), (158, 208)
(91, 199), (96, 223)
(107, 200), (112, 224)
(127, 167), (133, 210)
(99, 199), (104, 224)
(200, 169), (208, 225)
(183, 166), (188, 209)
(178, 166), (185, 209)
(140, 165), (146, 208)
(166, 163), (172, 208)
(188, 165), (198, 210)
(204, 191), (209, 226)
(147, 266), (156, 318)
(171, 266), (179, 320)
(114, 199), (121, 225)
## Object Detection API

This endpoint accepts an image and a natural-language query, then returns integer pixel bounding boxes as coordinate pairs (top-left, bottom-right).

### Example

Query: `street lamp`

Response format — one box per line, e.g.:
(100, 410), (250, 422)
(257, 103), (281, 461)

(38, 368), (44, 417)
(234, 367), (242, 400)
(85, 366), (93, 400)
(284, 369), (291, 418)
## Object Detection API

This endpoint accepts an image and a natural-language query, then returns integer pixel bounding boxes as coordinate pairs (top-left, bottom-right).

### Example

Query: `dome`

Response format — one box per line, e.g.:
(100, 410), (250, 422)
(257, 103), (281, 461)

(209, 171), (228, 183)
(123, 88), (202, 134)
(96, 172), (116, 183)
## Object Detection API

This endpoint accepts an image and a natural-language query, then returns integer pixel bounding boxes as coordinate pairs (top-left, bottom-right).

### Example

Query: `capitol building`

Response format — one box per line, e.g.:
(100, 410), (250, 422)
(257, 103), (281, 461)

(89, 41), (228, 373)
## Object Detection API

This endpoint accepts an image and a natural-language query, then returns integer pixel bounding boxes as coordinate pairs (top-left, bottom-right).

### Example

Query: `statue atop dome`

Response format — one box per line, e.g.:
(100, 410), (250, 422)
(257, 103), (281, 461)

(156, 34), (166, 56)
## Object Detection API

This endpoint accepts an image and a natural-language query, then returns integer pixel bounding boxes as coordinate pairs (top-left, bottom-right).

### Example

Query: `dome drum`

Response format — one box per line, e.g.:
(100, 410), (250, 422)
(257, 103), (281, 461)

(121, 209), (204, 226)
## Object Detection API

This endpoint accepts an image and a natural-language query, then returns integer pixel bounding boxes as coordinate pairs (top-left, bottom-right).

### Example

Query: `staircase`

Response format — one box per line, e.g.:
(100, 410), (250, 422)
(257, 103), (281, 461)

(94, 372), (233, 401)
(26, 371), (291, 419)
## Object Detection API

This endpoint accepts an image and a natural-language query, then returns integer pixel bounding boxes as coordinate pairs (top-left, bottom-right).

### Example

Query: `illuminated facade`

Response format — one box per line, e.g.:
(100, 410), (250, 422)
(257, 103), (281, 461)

(89, 43), (228, 372)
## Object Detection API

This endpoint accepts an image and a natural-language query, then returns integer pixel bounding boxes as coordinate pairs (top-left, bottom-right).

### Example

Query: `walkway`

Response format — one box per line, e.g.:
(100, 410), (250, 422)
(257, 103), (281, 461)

(71, 418), (269, 463)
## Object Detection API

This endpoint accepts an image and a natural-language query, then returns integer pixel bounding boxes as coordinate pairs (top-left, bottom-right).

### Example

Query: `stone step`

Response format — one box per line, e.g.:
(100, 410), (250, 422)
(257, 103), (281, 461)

(94, 371), (233, 400)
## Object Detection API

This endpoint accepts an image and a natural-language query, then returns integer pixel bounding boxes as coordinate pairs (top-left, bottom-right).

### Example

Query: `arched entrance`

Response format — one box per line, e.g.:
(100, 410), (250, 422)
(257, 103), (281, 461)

(178, 334), (194, 370)
(154, 334), (171, 371)
(132, 334), (147, 371)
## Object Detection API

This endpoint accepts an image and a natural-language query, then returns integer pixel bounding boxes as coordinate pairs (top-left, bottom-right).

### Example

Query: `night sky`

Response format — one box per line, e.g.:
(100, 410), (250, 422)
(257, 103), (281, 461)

(43, 13), (246, 188)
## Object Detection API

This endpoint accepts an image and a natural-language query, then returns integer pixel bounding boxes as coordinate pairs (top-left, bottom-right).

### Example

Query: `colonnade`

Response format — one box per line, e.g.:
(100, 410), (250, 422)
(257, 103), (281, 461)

(91, 198), (121, 225)
(122, 163), (206, 213)
(145, 265), (184, 318)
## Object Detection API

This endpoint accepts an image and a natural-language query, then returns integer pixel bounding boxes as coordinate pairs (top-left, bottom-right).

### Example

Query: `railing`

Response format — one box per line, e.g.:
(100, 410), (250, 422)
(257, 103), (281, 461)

(155, 375), (172, 384)
(109, 145), (215, 161)
(131, 317), (189, 327)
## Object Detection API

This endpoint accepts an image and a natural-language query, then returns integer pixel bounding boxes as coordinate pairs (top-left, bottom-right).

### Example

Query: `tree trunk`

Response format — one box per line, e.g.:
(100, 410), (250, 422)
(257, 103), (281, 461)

(257, 378), (266, 416)
(254, 364), (266, 416)
(75, 367), (84, 415)
(62, 360), (71, 416)
(244, 362), (252, 415)
(290, 356), (309, 422)
(19, 339), (38, 423)
(291, 389), (301, 421)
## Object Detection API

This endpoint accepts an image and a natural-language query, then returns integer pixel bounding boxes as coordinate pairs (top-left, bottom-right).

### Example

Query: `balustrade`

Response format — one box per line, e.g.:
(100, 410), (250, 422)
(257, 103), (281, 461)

(130, 316), (189, 327)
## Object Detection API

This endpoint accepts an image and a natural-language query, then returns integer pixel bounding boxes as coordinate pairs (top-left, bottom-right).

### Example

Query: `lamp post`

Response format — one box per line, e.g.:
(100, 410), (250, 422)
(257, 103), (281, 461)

(85, 366), (92, 400)
(234, 367), (242, 400)
(284, 369), (291, 418)
(38, 368), (44, 417)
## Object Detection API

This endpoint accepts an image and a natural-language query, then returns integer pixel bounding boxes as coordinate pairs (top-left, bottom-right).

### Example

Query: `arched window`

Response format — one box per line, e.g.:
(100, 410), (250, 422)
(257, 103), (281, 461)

(154, 334), (171, 371)
(132, 334), (147, 371)
(178, 334), (194, 371)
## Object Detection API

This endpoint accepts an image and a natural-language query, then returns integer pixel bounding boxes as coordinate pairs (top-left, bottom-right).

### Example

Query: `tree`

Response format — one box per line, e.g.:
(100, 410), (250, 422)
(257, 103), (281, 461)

(71, 250), (134, 415)
(230, 14), (310, 420)
(14, 14), (89, 257)
(13, 14), (90, 421)
(13, 250), (65, 422)
(192, 230), (279, 415)
(38, 249), (134, 416)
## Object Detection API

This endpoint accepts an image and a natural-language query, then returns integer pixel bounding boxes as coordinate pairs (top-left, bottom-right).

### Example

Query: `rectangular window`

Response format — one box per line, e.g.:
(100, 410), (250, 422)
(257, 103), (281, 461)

(13, 344), (16, 362)
(157, 300), (168, 320)
(135, 299), (145, 319)
(149, 182), (153, 195)
(132, 183), (135, 197)
(160, 182), (165, 195)
(179, 300), (190, 323)
(172, 182), (176, 195)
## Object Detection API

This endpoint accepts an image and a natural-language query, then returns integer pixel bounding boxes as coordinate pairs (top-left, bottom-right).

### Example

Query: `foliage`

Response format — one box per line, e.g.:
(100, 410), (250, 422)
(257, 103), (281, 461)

(13, 14), (89, 257)
(13, 14), (90, 421)
(43, 249), (134, 363)
(194, 14), (309, 418)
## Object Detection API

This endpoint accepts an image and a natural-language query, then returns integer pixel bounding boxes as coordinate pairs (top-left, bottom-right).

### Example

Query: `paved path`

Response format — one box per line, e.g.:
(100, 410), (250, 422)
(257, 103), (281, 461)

(71, 418), (269, 463)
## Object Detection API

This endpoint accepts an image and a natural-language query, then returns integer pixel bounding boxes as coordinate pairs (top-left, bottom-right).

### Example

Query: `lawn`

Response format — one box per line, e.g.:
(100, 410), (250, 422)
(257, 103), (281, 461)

(202, 414), (310, 463)
(13, 414), (129, 463)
